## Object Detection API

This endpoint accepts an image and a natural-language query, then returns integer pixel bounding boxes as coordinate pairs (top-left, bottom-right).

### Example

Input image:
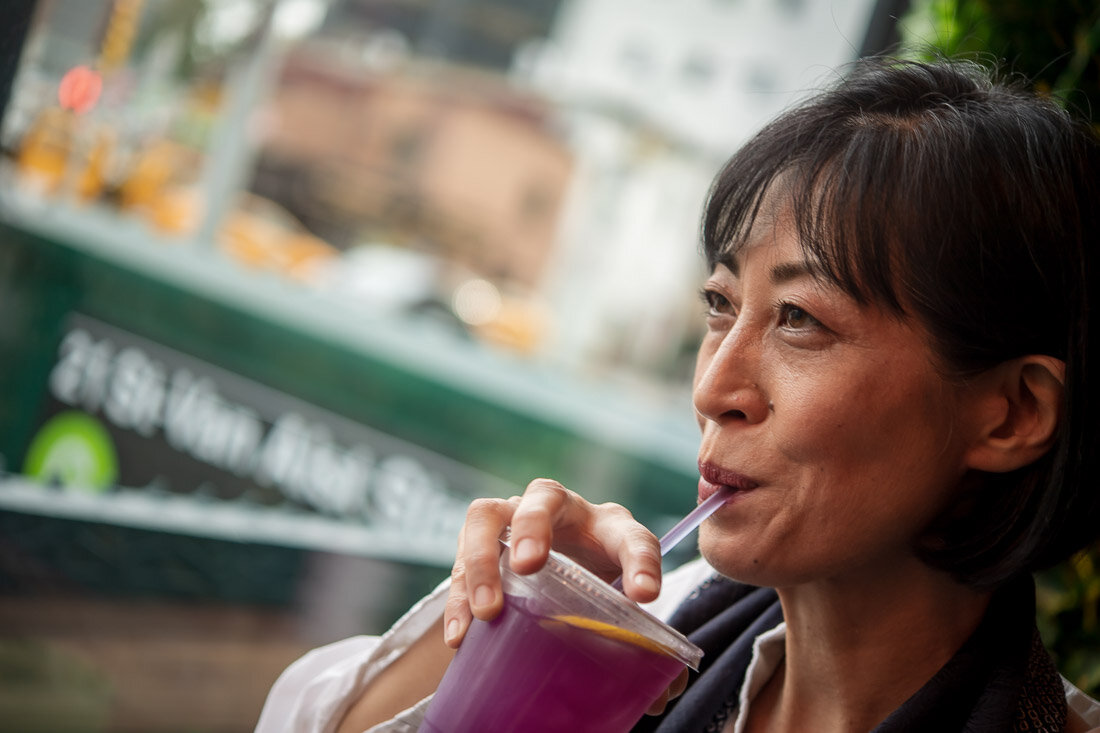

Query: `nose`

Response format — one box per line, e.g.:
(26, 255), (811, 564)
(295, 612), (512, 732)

(693, 329), (770, 425)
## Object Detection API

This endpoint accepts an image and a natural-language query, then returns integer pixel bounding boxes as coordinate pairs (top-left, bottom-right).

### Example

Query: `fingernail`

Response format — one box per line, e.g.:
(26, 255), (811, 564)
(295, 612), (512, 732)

(513, 538), (539, 564)
(445, 617), (461, 644)
(473, 584), (495, 608)
(633, 571), (659, 595)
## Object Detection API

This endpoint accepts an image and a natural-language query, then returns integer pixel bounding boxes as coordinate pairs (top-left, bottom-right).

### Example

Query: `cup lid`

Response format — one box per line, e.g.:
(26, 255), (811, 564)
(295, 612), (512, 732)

(499, 545), (704, 670)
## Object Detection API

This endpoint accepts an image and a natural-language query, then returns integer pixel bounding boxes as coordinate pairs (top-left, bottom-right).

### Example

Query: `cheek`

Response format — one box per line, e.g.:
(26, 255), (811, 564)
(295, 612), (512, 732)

(766, 369), (857, 461)
(770, 367), (951, 468)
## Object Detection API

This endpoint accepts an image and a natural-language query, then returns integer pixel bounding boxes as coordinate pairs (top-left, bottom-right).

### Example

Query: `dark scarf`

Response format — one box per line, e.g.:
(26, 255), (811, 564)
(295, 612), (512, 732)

(634, 573), (1067, 732)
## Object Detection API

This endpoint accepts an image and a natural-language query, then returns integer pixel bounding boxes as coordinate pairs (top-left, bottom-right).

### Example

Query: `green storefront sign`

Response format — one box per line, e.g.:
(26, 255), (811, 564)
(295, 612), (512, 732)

(0, 197), (700, 604)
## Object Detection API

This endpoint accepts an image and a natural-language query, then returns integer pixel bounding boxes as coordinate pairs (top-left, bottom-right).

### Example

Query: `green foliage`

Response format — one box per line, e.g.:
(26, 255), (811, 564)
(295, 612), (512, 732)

(899, 0), (1100, 123)
(1036, 549), (1100, 696)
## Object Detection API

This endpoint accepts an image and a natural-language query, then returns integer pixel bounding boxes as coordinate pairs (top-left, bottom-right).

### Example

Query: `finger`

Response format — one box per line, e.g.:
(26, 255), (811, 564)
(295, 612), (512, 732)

(645, 668), (690, 716)
(508, 478), (575, 574)
(443, 509), (477, 648)
(508, 484), (662, 595)
(458, 497), (516, 622)
(668, 667), (690, 700)
(645, 688), (671, 716)
(442, 566), (473, 648)
(591, 503), (662, 602)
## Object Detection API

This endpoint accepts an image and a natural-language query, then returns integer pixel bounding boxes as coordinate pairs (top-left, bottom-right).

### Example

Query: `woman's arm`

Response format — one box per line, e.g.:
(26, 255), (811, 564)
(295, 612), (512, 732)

(255, 577), (453, 733)
(335, 615), (455, 733)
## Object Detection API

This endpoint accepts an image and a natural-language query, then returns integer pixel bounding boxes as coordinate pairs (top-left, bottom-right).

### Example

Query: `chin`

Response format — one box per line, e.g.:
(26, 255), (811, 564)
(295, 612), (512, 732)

(698, 531), (808, 589)
(700, 534), (769, 586)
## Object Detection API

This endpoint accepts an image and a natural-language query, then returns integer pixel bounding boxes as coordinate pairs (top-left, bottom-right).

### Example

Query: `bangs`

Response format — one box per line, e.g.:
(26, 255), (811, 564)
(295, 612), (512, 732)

(702, 114), (920, 315)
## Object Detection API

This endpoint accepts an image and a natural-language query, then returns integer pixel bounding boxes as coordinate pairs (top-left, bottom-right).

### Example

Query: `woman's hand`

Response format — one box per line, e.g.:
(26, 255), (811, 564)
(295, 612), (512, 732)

(647, 668), (690, 715)
(442, 478), (664, 648)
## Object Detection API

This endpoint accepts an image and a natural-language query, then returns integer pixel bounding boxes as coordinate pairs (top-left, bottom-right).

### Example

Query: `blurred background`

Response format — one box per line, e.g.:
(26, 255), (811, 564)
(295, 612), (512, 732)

(0, 1), (1096, 731)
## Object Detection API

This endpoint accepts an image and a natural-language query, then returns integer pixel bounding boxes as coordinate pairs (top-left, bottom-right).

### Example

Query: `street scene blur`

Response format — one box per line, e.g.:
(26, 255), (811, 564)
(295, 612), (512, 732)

(3, 1), (1097, 731)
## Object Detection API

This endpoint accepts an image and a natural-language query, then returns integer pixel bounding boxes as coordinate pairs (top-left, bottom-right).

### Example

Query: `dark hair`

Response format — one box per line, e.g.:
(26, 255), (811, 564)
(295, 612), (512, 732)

(702, 57), (1100, 588)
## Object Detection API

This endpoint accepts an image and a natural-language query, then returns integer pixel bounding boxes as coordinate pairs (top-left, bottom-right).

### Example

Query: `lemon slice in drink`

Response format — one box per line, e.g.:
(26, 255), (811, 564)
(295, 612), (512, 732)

(550, 615), (674, 657)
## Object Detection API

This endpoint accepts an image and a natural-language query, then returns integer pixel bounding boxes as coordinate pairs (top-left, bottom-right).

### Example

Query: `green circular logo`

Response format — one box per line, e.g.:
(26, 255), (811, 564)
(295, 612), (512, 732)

(23, 411), (119, 493)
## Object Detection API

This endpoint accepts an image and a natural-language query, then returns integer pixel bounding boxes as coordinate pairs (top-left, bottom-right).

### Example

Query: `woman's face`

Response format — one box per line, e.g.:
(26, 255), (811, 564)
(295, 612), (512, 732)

(694, 216), (980, 588)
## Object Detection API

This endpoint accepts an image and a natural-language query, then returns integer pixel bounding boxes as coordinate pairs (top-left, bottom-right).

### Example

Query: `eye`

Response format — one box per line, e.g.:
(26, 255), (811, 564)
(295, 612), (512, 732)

(777, 302), (820, 330)
(700, 288), (735, 318)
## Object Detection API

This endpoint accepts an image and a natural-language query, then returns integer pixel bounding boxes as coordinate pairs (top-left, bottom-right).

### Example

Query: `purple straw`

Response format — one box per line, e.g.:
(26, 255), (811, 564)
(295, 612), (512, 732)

(612, 484), (735, 590)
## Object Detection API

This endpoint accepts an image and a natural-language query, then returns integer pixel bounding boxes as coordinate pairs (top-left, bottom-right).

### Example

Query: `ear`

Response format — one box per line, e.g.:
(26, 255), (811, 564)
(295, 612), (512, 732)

(964, 356), (1066, 473)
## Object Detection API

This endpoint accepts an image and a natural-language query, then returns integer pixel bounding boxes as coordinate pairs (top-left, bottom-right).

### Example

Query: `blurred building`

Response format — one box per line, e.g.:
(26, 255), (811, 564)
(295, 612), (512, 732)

(253, 45), (574, 290)
(248, 0), (881, 384)
(322, 0), (563, 71)
(524, 0), (879, 156)
(517, 0), (881, 378)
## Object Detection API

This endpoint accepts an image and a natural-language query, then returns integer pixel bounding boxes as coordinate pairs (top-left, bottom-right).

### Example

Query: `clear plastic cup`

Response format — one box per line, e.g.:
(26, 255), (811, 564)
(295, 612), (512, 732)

(419, 546), (703, 733)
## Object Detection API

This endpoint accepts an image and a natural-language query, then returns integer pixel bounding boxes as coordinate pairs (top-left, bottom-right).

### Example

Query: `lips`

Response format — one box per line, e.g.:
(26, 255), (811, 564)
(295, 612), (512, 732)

(697, 460), (759, 502)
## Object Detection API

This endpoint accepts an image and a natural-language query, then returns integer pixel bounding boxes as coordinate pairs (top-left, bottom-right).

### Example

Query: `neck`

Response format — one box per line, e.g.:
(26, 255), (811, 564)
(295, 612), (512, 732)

(755, 561), (991, 733)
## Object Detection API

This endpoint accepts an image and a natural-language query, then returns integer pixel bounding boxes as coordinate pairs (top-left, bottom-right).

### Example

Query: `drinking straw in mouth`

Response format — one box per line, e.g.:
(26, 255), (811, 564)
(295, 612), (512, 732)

(612, 484), (735, 590)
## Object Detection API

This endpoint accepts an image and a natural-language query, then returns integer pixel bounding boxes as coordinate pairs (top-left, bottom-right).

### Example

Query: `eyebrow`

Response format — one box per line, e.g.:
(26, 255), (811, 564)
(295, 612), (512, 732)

(718, 256), (820, 284)
(770, 260), (816, 284)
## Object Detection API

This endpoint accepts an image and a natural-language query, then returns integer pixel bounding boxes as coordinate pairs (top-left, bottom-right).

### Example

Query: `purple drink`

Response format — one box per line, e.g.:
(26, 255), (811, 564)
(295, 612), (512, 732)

(419, 548), (702, 733)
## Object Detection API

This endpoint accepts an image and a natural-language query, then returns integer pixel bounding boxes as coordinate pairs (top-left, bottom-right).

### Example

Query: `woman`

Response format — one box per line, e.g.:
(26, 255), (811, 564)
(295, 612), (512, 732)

(257, 58), (1100, 732)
